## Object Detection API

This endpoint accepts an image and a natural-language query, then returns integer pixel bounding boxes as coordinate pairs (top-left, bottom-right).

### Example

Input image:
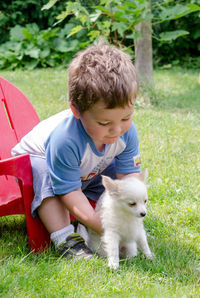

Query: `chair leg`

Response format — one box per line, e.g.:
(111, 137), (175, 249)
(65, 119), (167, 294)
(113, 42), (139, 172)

(19, 177), (50, 252)
(26, 213), (50, 252)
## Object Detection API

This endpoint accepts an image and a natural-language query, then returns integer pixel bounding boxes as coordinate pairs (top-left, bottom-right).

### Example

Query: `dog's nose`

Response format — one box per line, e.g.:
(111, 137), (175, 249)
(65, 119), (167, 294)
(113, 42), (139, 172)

(140, 212), (146, 217)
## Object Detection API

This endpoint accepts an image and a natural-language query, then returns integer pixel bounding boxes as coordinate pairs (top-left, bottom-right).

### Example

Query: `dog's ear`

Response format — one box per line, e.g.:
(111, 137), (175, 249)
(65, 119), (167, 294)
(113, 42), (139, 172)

(102, 175), (119, 194)
(137, 169), (148, 184)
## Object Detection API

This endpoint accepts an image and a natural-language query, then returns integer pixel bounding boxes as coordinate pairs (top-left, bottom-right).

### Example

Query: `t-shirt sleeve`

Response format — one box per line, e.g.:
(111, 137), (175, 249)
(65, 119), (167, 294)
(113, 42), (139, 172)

(45, 133), (82, 195)
(115, 123), (141, 174)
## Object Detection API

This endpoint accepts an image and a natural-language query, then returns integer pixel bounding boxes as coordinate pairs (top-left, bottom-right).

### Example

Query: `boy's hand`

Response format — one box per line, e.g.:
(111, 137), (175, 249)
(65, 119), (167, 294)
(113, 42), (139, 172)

(60, 189), (103, 235)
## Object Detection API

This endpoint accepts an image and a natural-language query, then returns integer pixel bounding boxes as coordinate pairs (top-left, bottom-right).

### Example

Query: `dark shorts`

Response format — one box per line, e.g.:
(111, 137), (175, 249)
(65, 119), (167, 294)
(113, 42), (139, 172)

(30, 156), (116, 217)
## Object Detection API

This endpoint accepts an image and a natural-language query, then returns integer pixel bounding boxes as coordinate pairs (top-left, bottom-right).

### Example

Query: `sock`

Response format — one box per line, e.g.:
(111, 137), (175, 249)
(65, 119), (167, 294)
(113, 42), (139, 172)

(50, 224), (74, 247)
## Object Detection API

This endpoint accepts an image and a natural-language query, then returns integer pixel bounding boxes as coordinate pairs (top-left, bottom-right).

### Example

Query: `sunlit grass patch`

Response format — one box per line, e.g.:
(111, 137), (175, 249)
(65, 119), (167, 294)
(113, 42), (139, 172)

(0, 68), (200, 297)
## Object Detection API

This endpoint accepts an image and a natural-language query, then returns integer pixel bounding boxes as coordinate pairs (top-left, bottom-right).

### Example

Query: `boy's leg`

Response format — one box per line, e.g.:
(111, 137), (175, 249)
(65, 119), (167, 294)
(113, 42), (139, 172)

(38, 196), (70, 233)
(38, 196), (93, 259)
(30, 156), (93, 259)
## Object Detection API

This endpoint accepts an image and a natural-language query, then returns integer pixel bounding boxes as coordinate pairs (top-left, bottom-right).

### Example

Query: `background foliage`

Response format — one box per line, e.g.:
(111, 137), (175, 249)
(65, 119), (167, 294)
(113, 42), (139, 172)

(0, 0), (199, 69)
(0, 0), (66, 44)
(153, 0), (200, 67)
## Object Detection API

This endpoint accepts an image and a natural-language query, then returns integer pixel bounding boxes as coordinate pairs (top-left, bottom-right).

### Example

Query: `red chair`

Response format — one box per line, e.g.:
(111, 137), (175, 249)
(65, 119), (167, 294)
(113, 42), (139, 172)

(0, 77), (50, 251)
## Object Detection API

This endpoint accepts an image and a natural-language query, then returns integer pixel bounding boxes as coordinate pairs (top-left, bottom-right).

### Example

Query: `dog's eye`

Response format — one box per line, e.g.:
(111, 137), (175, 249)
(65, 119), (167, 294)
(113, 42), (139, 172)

(128, 202), (136, 207)
(144, 199), (147, 203)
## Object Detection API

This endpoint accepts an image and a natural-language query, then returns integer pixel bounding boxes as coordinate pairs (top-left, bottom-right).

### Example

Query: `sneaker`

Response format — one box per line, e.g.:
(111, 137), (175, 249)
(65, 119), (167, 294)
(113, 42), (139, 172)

(57, 233), (93, 260)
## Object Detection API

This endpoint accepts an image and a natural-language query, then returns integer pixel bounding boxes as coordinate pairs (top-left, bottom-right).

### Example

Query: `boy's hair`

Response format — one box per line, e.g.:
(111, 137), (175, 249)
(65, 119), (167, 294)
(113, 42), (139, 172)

(68, 40), (138, 113)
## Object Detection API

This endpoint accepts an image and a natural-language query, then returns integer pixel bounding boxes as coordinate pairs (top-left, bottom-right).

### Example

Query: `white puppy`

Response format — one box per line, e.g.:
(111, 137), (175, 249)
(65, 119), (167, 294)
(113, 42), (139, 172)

(78, 169), (153, 269)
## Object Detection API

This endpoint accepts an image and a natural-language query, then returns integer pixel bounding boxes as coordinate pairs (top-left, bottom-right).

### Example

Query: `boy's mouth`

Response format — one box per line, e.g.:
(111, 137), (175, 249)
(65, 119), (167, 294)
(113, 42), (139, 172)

(108, 136), (118, 138)
(106, 136), (119, 140)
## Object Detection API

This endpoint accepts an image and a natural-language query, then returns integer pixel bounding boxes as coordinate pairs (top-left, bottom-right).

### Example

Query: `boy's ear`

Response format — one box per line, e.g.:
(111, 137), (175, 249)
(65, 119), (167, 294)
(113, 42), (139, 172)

(70, 103), (80, 119)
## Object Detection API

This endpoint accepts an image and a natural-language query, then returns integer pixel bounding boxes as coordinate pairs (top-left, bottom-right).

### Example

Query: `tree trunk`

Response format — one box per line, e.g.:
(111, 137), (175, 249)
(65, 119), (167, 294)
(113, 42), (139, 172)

(135, 19), (154, 86)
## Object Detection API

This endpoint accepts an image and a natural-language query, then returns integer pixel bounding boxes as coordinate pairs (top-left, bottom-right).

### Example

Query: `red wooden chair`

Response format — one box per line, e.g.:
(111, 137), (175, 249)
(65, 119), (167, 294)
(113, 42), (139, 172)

(0, 77), (50, 251)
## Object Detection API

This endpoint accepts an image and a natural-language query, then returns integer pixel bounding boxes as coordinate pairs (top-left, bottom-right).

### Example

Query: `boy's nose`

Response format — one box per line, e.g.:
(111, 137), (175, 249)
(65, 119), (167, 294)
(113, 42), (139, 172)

(110, 125), (121, 135)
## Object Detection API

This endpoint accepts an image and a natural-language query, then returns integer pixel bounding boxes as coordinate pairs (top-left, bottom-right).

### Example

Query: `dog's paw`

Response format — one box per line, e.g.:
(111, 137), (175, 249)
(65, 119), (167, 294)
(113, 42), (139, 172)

(146, 252), (154, 261)
(108, 259), (119, 270)
(127, 250), (138, 258)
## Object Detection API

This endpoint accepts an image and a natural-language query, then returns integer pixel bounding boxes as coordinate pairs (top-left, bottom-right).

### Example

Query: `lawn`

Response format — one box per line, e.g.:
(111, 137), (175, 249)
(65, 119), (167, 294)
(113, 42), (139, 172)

(0, 68), (200, 297)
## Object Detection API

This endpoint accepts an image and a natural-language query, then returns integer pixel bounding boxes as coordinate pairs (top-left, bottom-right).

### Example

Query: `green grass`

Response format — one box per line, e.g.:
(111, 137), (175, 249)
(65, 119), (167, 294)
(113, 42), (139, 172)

(0, 68), (200, 297)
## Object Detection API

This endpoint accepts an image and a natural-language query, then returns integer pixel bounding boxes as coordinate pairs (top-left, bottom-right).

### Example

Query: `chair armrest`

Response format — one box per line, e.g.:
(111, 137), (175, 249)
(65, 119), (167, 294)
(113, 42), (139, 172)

(0, 154), (32, 184)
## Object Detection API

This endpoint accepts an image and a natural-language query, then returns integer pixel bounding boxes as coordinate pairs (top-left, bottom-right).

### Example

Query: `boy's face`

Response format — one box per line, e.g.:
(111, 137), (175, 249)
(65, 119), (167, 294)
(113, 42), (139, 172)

(74, 100), (134, 151)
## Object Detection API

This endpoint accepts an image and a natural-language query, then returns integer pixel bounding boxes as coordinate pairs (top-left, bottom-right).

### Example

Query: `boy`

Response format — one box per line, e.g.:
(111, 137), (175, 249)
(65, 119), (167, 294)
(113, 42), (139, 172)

(12, 40), (141, 260)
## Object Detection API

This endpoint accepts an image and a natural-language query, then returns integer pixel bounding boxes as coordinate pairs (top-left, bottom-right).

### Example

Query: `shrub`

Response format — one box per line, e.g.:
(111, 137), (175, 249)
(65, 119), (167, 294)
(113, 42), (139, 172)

(0, 22), (88, 70)
(0, 0), (66, 44)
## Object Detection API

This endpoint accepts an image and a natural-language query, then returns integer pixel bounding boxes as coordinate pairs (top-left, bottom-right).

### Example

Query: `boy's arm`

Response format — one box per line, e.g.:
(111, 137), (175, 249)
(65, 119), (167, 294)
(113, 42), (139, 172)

(115, 123), (141, 176)
(116, 172), (141, 179)
(116, 170), (148, 185)
(59, 189), (103, 235)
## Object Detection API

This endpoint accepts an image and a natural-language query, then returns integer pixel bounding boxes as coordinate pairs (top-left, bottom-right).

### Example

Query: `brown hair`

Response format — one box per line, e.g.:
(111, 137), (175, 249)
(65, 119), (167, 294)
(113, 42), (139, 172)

(68, 40), (138, 113)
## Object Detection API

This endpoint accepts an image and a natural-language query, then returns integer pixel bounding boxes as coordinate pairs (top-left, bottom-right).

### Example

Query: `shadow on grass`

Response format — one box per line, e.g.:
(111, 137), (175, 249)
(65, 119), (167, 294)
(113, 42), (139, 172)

(1, 214), (199, 286)
(0, 215), (29, 257)
(121, 216), (200, 285)
(0, 216), (200, 283)
(0, 215), (56, 261)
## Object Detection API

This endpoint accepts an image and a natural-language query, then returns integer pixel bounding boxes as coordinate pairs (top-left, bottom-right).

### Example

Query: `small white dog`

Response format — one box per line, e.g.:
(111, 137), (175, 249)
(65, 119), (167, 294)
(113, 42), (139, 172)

(78, 169), (153, 269)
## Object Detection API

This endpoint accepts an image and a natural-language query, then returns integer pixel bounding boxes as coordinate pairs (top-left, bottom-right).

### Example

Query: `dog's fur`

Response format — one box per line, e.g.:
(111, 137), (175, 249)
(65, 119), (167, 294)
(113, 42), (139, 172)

(78, 169), (153, 269)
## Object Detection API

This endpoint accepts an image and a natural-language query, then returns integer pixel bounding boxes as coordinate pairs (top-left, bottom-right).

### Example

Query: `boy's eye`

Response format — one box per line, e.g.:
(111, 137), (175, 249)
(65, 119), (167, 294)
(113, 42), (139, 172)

(122, 117), (131, 121)
(97, 122), (109, 126)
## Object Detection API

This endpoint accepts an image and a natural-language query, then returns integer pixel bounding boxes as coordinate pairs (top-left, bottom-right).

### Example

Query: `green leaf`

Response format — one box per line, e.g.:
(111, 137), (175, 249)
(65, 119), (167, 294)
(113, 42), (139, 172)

(67, 39), (79, 50)
(192, 28), (200, 40)
(53, 38), (69, 53)
(24, 59), (39, 70)
(187, 3), (200, 13)
(159, 4), (200, 21)
(112, 22), (127, 37)
(59, 24), (75, 37)
(67, 25), (83, 38)
(10, 25), (24, 41)
(23, 28), (34, 41)
(24, 47), (40, 59)
(42, 0), (59, 10)
(41, 28), (59, 41)
(40, 47), (50, 58)
(87, 30), (100, 40)
(126, 30), (141, 40)
(56, 2), (89, 23)
(160, 30), (189, 42)
(90, 10), (101, 22)
(56, 10), (69, 21)
(26, 23), (39, 35)
(95, 5), (112, 14)
(77, 13), (89, 26)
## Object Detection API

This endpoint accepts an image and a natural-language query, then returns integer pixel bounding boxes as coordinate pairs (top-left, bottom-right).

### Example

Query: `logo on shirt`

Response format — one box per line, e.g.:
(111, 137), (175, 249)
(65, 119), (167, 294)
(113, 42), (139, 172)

(81, 158), (112, 182)
(133, 155), (141, 167)
(82, 172), (97, 181)
(81, 169), (102, 181)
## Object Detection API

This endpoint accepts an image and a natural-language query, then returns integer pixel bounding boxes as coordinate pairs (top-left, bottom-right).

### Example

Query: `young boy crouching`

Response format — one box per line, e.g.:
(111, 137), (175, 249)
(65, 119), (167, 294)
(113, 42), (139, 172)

(12, 40), (141, 260)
